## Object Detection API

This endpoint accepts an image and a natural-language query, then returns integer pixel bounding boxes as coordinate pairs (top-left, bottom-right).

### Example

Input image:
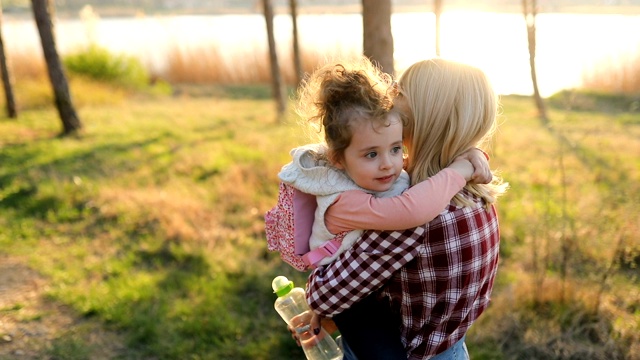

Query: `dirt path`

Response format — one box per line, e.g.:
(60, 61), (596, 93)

(0, 254), (126, 359)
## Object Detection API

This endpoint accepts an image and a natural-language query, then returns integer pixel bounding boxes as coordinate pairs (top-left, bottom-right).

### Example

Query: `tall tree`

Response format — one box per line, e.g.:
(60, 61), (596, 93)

(362, 0), (394, 76)
(289, 0), (303, 86)
(522, 0), (548, 123)
(0, 3), (17, 118)
(32, 0), (82, 135)
(262, 0), (286, 120)
(434, 0), (443, 56)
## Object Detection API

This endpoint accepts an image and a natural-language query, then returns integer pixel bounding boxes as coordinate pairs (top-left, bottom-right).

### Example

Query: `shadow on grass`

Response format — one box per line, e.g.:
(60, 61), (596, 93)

(0, 135), (175, 218)
(46, 336), (93, 360)
(547, 90), (640, 116)
(134, 244), (211, 278)
(79, 243), (305, 359)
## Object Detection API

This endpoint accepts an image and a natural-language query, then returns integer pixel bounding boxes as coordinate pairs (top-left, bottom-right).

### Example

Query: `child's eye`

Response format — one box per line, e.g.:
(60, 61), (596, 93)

(391, 146), (402, 155)
(365, 152), (377, 159)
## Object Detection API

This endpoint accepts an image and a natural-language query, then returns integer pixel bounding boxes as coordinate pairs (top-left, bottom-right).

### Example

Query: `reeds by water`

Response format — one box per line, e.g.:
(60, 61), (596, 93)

(7, 46), (640, 95)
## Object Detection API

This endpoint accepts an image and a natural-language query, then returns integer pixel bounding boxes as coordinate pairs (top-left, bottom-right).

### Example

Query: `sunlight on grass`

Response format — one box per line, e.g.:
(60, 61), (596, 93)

(1, 79), (638, 358)
(0, 86), (312, 358)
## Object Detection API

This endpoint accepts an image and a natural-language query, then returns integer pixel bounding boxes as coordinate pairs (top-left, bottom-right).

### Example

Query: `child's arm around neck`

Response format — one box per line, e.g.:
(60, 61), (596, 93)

(325, 168), (466, 233)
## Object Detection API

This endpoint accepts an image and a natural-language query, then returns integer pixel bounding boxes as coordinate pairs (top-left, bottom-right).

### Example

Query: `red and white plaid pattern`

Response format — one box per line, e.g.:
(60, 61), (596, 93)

(306, 190), (500, 359)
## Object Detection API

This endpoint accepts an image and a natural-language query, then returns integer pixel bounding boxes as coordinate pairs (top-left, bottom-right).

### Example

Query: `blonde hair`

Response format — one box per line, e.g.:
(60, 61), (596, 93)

(399, 58), (507, 206)
(295, 56), (398, 164)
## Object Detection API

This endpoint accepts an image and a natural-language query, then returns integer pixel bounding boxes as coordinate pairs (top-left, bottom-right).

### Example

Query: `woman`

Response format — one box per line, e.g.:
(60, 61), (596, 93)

(304, 58), (508, 359)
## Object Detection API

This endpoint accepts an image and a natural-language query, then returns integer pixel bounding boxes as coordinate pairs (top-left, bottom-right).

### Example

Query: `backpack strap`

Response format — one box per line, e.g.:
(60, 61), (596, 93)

(302, 238), (343, 269)
(292, 188), (316, 255)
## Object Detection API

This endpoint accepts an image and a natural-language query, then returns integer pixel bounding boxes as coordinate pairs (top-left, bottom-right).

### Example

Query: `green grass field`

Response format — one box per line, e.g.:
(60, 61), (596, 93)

(0, 83), (638, 359)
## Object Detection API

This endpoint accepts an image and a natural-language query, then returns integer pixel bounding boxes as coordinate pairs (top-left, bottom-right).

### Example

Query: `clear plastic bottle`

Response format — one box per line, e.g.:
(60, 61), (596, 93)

(272, 276), (343, 360)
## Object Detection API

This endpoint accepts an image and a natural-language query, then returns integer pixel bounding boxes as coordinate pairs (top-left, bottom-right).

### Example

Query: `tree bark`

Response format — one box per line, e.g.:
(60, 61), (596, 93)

(362, 0), (394, 76)
(0, 4), (17, 118)
(32, 0), (82, 135)
(522, 0), (548, 124)
(434, 0), (443, 56)
(290, 0), (303, 86)
(262, 0), (286, 120)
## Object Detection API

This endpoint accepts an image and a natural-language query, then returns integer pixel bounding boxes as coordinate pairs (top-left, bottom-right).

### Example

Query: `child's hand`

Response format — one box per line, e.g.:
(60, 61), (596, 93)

(447, 158), (475, 182)
(455, 148), (492, 184)
(287, 310), (325, 347)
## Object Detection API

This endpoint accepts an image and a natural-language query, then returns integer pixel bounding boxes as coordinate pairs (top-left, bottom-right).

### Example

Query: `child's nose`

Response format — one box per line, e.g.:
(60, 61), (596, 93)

(379, 154), (392, 169)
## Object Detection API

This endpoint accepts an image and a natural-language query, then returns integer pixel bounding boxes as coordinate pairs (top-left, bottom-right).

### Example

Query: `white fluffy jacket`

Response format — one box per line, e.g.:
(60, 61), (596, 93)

(278, 143), (409, 265)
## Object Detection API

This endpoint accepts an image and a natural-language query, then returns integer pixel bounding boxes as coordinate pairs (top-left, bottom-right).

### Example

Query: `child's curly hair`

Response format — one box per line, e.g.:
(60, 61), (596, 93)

(295, 57), (398, 164)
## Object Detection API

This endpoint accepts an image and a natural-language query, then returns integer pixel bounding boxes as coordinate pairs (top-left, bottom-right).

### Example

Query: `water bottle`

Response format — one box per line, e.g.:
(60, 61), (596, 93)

(272, 276), (343, 360)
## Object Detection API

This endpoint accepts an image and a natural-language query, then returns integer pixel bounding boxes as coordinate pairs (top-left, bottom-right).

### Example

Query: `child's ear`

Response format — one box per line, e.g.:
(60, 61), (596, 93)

(327, 151), (344, 169)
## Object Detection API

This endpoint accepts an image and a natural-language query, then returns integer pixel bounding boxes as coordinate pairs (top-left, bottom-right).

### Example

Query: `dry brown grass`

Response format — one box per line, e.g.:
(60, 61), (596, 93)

(9, 51), (47, 80)
(1, 51), (132, 110)
(11, 42), (637, 96)
(163, 46), (250, 84)
(98, 186), (222, 248)
(161, 44), (358, 85)
(582, 51), (640, 94)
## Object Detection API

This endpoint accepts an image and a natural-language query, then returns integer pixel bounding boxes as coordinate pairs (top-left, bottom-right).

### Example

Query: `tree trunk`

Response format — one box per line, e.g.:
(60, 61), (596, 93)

(522, 0), (548, 124)
(262, 0), (286, 120)
(31, 0), (82, 135)
(434, 0), (443, 56)
(362, 0), (394, 76)
(0, 4), (17, 118)
(290, 0), (303, 86)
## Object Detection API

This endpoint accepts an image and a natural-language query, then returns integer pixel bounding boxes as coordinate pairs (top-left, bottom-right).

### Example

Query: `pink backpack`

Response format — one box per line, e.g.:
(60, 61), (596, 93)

(265, 182), (345, 271)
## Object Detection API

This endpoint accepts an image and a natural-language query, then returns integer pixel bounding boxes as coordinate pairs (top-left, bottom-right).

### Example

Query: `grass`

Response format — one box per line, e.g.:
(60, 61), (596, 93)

(466, 95), (640, 359)
(0, 86), (313, 359)
(582, 50), (640, 95)
(161, 43), (358, 87)
(1, 73), (639, 358)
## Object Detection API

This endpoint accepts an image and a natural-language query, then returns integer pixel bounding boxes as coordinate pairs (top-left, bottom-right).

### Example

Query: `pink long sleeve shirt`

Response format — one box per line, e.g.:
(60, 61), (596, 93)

(325, 168), (466, 233)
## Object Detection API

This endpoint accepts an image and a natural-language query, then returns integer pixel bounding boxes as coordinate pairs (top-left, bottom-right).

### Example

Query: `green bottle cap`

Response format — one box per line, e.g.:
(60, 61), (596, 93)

(272, 276), (294, 297)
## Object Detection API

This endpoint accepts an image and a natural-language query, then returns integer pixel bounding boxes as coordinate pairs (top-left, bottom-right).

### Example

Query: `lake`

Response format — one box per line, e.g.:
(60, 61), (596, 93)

(4, 11), (640, 96)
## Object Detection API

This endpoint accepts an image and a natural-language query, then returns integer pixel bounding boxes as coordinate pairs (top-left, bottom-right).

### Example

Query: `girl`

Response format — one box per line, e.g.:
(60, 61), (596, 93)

(278, 57), (491, 358)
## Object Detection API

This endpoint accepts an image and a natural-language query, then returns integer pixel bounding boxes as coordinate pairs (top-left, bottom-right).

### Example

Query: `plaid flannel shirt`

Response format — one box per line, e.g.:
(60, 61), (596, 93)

(306, 191), (500, 359)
